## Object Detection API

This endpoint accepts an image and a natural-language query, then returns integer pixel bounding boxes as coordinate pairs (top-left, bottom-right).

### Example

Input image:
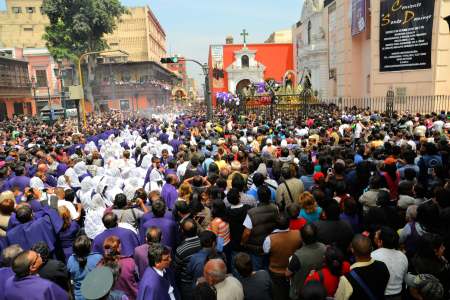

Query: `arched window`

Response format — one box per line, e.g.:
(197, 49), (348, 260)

(307, 21), (312, 45)
(241, 55), (249, 68)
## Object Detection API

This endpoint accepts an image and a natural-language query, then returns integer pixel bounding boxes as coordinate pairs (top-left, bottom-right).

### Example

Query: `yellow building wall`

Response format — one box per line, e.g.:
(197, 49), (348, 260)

(105, 6), (166, 62)
(0, 1), (166, 63)
(0, 0), (48, 48)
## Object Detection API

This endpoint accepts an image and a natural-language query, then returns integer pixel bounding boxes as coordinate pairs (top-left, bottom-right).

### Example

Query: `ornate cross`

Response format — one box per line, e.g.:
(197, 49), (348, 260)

(240, 29), (249, 45)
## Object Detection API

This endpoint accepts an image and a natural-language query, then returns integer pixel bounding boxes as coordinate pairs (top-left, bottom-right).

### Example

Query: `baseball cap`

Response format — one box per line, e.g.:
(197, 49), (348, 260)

(405, 273), (444, 300)
(384, 157), (397, 165)
(81, 267), (114, 300)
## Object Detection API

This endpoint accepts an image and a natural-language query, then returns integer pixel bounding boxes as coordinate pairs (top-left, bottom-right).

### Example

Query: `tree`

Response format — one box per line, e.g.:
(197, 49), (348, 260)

(42, 0), (127, 106)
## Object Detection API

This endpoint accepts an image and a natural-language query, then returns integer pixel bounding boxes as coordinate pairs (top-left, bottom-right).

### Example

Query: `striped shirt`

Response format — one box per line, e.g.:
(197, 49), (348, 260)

(174, 236), (202, 285)
(208, 218), (231, 246)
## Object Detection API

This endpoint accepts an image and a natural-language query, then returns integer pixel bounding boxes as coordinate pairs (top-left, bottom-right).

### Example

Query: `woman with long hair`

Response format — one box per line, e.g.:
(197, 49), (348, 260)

(299, 192), (323, 224)
(58, 205), (80, 262)
(98, 235), (139, 300)
(67, 235), (103, 300)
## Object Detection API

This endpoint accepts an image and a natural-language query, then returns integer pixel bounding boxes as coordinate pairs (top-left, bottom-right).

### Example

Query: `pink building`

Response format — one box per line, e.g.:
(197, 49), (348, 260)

(294, 0), (450, 100)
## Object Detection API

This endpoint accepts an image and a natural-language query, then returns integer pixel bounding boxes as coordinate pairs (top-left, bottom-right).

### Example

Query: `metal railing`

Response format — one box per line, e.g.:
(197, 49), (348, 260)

(231, 94), (450, 120)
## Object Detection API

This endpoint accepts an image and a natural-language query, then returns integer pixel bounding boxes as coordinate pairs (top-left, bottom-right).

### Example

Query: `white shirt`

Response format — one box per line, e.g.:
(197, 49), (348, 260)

(153, 268), (175, 300)
(371, 248), (408, 295)
(263, 229), (289, 254)
(243, 214), (253, 230)
(177, 161), (189, 179)
(354, 123), (363, 139)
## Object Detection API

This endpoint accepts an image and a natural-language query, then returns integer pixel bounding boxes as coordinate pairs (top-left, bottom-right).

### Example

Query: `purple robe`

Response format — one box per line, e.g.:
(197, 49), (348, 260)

(170, 139), (182, 154)
(4, 275), (69, 300)
(92, 227), (139, 257)
(6, 207), (63, 252)
(59, 221), (80, 262)
(8, 204), (62, 231)
(137, 267), (179, 300)
(55, 163), (68, 178)
(0, 267), (14, 299)
(114, 257), (138, 300)
(134, 244), (149, 278)
(140, 217), (177, 249)
(140, 211), (174, 227)
(5, 175), (30, 192)
(45, 175), (58, 187)
(161, 183), (178, 210)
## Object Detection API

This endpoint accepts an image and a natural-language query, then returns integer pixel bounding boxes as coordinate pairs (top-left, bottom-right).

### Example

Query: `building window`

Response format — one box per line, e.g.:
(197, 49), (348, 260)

(23, 27), (33, 32)
(241, 55), (249, 68)
(26, 7), (35, 13)
(109, 42), (119, 47)
(12, 7), (22, 13)
(307, 21), (312, 45)
(35, 69), (48, 87)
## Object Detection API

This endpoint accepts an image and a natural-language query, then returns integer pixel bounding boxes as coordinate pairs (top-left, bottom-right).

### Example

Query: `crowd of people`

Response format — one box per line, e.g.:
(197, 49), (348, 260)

(0, 105), (449, 300)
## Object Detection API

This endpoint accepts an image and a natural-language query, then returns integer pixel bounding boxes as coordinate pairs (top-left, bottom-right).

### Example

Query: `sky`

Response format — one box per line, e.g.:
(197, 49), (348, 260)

(0, 0), (304, 89)
(140, 0), (303, 87)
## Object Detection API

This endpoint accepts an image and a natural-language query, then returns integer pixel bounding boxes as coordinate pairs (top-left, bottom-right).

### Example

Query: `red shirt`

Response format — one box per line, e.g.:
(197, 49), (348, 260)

(289, 218), (307, 231)
(304, 262), (351, 297)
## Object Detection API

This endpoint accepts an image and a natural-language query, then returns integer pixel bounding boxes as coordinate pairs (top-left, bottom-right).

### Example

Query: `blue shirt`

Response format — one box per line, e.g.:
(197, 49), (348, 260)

(67, 253), (103, 300)
(300, 175), (314, 192)
(246, 186), (276, 203)
(299, 206), (322, 224)
(186, 248), (212, 287)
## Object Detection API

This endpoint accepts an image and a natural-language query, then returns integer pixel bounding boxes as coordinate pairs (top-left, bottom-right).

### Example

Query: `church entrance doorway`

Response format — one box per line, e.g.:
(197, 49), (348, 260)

(236, 79), (251, 96)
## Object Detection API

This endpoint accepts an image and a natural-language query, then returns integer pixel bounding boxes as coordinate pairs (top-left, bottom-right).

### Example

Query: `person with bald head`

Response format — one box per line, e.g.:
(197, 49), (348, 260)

(4, 250), (69, 300)
(203, 258), (244, 300)
(37, 163), (57, 187)
(161, 173), (179, 210)
(92, 212), (139, 257)
(334, 234), (390, 300)
(0, 245), (23, 299)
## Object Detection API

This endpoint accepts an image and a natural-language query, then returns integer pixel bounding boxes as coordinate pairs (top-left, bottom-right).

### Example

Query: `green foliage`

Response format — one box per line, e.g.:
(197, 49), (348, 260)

(42, 0), (128, 60)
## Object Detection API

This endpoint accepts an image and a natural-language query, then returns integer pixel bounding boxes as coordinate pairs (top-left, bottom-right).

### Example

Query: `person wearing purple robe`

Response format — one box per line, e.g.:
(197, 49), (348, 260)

(140, 200), (177, 249)
(4, 250), (69, 300)
(5, 166), (30, 192)
(137, 243), (180, 300)
(159, 129), (169, 144)
(58, 209), (80, 262)
(92, 212), (139, 257)
(169, 134), (182, 154)
(161, 174), (178, 210)
(6, 205), (63, 254)
(0, 244), (23, 300)
(140, 209), (174, 227)
(134, 226), (162, 278)
(55, 163), (68, 178)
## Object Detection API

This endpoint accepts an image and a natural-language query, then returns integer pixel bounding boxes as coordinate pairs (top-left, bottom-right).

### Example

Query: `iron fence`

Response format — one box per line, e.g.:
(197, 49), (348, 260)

(232, 94), (450, 121)
(319, 95), (450, 115)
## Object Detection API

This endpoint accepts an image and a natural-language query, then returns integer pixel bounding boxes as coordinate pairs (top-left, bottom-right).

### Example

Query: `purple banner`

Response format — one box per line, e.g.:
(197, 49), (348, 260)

(351, 0), (366, 36)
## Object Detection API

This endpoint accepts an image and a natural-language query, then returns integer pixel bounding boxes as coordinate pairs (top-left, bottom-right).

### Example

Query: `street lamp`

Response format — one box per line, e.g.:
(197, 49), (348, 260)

(31, 76), (37, 115)
(77, 49), (128, 128)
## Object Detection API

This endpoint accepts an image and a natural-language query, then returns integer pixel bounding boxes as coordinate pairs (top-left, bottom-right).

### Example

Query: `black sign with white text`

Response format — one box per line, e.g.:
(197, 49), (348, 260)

(380, 0), (435, 72)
